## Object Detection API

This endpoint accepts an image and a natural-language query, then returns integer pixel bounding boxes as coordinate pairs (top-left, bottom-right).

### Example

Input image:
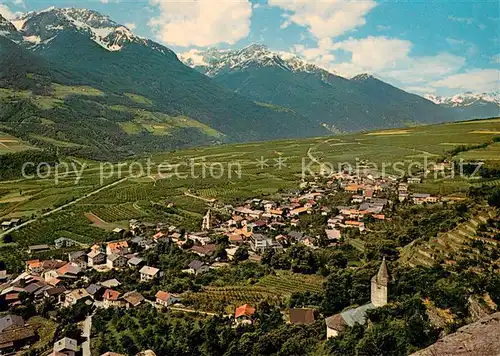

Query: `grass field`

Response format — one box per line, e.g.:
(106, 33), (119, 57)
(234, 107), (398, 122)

(0, 133), (35, 154)
(457, 142), (500, 161)
(113, 105), (224, 138)
(0, 118), (498, 271)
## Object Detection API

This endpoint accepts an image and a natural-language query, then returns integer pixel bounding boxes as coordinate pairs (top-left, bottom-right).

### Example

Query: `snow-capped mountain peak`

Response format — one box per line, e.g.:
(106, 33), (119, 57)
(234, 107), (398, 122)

(0, 15), (17, 38)
(180, 44), (339, 82)
(351, 73), (375, 81)
(12, 7), (149, 52)
(0, 14), (16, 32)
(425, 92), (500, 107)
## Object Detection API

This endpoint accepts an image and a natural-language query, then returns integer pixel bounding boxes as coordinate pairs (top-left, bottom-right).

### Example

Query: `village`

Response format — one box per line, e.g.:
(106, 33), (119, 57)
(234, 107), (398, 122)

(0, 170), (448, 355)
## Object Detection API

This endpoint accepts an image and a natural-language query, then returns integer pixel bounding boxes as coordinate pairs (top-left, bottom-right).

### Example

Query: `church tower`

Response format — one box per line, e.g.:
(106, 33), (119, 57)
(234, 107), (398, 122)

(371, 257), (389, 307)
(202, 209), (211, 231)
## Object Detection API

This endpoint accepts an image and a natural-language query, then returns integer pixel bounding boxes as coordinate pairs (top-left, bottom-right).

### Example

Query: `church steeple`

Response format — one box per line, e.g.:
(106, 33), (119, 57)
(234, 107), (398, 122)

(371, 257), (389, 307)
(202, 209), (211, 231)
(376, 256), (389, 285)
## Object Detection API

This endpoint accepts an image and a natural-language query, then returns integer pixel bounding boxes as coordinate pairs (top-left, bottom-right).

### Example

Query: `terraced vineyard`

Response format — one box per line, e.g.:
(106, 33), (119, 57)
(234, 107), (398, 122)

(400, 209), (498, 267)
(184, 286), (283, 312)
(184, 272), (325, 312)
(91, 203), (148, 222)
(471, 179), (500, 188)
(255, 271), (325, 294)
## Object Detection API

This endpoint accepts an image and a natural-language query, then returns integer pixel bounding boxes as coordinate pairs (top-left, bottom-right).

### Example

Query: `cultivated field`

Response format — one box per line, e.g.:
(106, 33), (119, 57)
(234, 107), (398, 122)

(0, 132), (35, 154)
(185, 271), (325, 312)
(0, 118), (498, 271)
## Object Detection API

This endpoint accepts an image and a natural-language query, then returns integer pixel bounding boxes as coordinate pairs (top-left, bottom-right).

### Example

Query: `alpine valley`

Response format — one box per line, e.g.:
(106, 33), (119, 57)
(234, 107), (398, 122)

(0, 7), (498, 159)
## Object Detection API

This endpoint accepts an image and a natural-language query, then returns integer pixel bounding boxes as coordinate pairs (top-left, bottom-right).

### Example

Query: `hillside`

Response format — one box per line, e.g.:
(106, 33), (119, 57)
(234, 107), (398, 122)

(400, 209), (498, 268)
(411, 312), (500, 356)
(0, 9), (324, 159)
(182, 45), (457, 132)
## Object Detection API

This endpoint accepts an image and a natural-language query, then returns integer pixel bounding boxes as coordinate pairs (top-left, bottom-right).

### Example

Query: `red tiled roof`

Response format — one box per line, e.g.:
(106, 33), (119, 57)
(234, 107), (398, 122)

(4, 293), (19, 301)
(26, 260), (41, 268)
(235, 304), (256, 318)
(228, 234), (244, 243)
(107, 241), (128, 252)
(290, 207), (308, 214)
(103, 289), (120, 301)
(155, 291), (170, 302)
(346, 221), (364, 226)
(153, 232), (165, 240)
(56, 263), (80, 276)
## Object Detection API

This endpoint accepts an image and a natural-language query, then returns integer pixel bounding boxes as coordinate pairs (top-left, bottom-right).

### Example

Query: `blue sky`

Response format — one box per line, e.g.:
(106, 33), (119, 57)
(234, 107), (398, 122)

(1, 0), (499, 96)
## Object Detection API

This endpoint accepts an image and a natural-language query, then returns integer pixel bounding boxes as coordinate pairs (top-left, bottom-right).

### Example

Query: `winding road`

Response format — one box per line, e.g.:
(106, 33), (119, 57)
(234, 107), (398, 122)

(81, 313), (93, 356)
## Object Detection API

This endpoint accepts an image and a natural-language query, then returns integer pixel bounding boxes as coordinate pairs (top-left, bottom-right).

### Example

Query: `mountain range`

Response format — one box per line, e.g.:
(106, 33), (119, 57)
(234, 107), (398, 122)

(0, 8), (498, 159)
(425, 92), (500, 119)
(181, 45), (499, 131)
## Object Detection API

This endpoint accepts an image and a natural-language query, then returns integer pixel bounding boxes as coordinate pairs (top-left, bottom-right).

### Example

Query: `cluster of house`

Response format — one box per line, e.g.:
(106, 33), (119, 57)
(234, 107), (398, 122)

(52, 335), (156, 356)
(398, 181), (439, 204)
(0, 218), (19, 231)
(0, 235), (188, 353)
(181, 173), (400, 254)
(233, 303), (316, 327)
(0, 168), (450, 354)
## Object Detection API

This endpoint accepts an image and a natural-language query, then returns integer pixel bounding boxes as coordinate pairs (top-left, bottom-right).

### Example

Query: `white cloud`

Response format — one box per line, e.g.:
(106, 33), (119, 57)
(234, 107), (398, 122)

(405, 86), (436, 94)
(125, 22), (136, 30)
(448, 15), (485, 30)
(376, 25), (391, 31)
(148, 0), (252, 47)
(383, 53), (466, 84)
(331, 37), (412, 72)
(445, 37), (478, 57)
(0, 4), (19, 20)
(448, 15), (473, 25)
(268, 0), (377, 39)
(430, 69), (500, 93)
(293, 37), (336, 69)
(13, 0), (25, 8)
(280, 19), (291, 29)
(179, 49), (208, 67)
(446, 37), (465, 45)
(292, 35), (467, 95)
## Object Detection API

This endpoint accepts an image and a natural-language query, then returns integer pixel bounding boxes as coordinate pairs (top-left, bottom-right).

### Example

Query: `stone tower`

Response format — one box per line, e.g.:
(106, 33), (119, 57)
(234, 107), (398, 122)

(202, 209), (211, 231)
(371, 257), (389, 307)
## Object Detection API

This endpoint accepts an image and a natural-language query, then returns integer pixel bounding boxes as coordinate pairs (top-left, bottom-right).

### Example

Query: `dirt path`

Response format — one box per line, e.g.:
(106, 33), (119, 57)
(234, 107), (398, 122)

(184, 191), (216, 203)
(169, 306), (231, 318)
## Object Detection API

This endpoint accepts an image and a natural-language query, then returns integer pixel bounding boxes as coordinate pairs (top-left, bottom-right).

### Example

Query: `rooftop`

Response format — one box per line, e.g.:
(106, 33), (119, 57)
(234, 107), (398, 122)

(139, 265), (160, 276)
(235, 304), (256, 318)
